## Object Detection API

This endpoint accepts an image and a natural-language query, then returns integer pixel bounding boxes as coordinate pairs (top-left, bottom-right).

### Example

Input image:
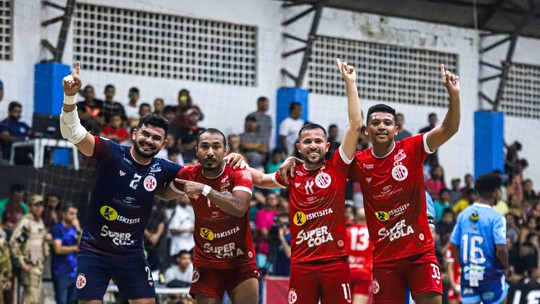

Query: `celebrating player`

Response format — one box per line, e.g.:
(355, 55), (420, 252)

(450, 173), (509, 304)
(61, 62), (182, 303)
(346, 208), (373, 304)
(242, 59), (362, 304)
(166, 129), (258, 304)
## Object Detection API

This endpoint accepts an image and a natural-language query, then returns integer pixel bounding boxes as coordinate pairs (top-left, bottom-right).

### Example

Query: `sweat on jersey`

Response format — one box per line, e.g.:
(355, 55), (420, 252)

(79, 136), (181, 257)
(176, 163), (256, 269)
(450, 203), (507, 286)
(349, 133), (435, 262)
(273, 146), (352, 264)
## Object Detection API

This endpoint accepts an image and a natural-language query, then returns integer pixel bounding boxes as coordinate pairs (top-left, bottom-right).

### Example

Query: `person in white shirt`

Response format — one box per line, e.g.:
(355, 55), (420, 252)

(164, 250), (194, 286)
(168, 193), (195, 256)
(279, 102), (304, 156)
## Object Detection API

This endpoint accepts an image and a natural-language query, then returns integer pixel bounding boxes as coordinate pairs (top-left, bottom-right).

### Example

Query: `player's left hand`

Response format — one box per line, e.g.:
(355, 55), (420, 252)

(174, 178), (204, 199)
(441, 64), (460, 95)
(224, 153), (249, 169)
(278, 157), (304, 185)
(336, 58), (356, 83)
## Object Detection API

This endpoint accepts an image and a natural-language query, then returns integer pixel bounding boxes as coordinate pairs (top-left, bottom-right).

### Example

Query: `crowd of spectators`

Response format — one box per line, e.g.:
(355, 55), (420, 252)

(0, 79), (539, 303)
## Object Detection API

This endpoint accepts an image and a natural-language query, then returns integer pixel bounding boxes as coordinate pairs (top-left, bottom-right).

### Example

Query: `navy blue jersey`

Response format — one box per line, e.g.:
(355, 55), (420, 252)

(79, 136), (181, 257)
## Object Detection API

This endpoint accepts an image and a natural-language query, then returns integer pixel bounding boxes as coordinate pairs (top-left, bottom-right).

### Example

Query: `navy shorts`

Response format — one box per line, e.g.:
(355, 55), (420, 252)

(76, 251), (155, 300)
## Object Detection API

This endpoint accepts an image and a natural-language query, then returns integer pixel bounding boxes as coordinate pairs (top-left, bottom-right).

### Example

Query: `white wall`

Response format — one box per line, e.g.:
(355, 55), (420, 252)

(1, 0), (539, 185)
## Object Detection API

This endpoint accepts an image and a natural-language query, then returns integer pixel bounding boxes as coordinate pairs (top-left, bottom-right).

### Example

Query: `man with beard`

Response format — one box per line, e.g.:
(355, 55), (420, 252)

(60, 61), (182, 303)
(238, 59), (362, 304)
(166, 129), (258, 304)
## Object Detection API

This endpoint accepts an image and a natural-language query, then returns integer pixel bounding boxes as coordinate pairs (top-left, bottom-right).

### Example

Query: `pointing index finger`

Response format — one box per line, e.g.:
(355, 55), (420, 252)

(440, 64), (446, 79)
(174, 178), (187, 185)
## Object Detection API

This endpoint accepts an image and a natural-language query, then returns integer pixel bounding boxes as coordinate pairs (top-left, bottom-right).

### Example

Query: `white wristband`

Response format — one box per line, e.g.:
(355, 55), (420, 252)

(64, 94), (77, 105)
(202, 185), (211, 197)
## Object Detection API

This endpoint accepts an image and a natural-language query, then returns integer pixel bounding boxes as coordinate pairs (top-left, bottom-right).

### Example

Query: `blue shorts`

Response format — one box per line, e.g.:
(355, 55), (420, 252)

(461, 277), (509, 304)
(76, 251), (155, 300)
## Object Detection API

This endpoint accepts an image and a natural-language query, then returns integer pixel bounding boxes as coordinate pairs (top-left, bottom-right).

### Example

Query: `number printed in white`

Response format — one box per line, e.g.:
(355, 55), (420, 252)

(341, 283), (351, 300)
(145, 266), (152, 281)
(130, 174), (142, 189)
(304, 181), (314, 194)
(431, 263), (441, 280)
(349, 226), (370, 251)
(462, 235), (486, 264)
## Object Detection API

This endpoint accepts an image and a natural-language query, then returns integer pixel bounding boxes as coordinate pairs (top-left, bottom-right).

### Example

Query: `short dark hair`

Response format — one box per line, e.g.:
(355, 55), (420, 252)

(289, 102), (302, 113)
(139, 103), (151, 110)
(175, 250), (191, 258)
(328, 124), (338, 130)
(366, 104), (396, 123)
(197, 128), (227, 147)
(257, 96), (268, 104)
(245, 116), (257, 123)
(474, 173), (502, 197)
(137, 114), (169, 136)
(513, 141), (522, 151)
(61, 203), (77, 213)
(297, 123), (327, 140)
(396, 113), (405, 118)
(8, 101), (22, 112)
(428, 113), (437, 119)
(129, 87), (140, 94)
(10, 183), (24, 194)
(439, 188), (450, 196)
(163, 105), (176, 115)
(104, 84), (115, 92)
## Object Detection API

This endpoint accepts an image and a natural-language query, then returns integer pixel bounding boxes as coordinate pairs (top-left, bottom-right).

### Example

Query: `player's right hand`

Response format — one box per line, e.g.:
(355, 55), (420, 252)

(278, 156), (303, 185)
(63, 61), (82, 96)
(336, 58), (356, 83)
(224, 153), (249, 169)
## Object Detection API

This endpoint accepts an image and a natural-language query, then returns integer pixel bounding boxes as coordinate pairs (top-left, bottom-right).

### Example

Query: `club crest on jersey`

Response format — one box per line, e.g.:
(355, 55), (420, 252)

(469, 212), (480, 222)
(375, 211), (390, 221)
(200, 227), (215, 241)
(391, 164), (408, 181)
(288, 289), (298, 304)
(76, 273), (87, 289)
(144, 176), (157, 191)
(293, 212), (306, 226)
(315, 172), (331, 189)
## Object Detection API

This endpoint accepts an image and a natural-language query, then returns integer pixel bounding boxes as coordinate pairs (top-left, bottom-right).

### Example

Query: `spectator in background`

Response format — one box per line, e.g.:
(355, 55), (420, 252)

(523, 179), (538, 204)
(418, 112), (439, 170)
(100, 114), (130, 144)
(425, 165), (446, 201)
(164, 250), (193, 286)
(460, 174), (474, 198)
(505, 140), (522, 180)
(395, 113), (412, 141)
(139, 103), (152, 120)
(239, 116), (268, 170)
(0, 226), (11, 303)
(155, 134), (184, 165)
(434, 188), (452, 223)
(279, 102), (304, 156)
(449, 178), (462, 205)
(0, 80), (3, 102)
(101, 84), (126, 125)
(271, 213), (290, 276)
(178, 108), (205, 164)
(326, 124), (341, 160)
(493, 188), (509, 215)
(0, 183), (28, 236)
(0, 101), (31, 162)
(452, 188), (478, 215)
(124, 87), (140, 128)
(43, 193), (61, 229)
(266, 148), (285, 195)
(163, 105), (180, 139)
(227, 134), (244, 157)
(175, 89), (204, 129)
(168, 192), (195, 257)
(76, 85), (103, 135)
(246, 96), (272, 146)
(50, 204), (80, 304)
(435, 208), (455, 246)
(144, 199), (168, 271)
(153, 98), (165, 116)
(254, 193), (281, 272)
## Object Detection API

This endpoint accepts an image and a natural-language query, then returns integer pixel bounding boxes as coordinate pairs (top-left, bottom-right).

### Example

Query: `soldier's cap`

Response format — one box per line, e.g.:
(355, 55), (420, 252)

(28, 194), (44, 206)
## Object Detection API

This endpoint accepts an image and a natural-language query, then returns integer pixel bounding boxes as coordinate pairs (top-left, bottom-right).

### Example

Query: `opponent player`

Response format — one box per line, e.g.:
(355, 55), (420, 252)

(60, 62), (181, 303)
(167, 129), (258, 304)
(450, 173), (509, 304)
(347, 208), (373, 304)
(347, 64), (460, 304)
(245, 59), (362, 304)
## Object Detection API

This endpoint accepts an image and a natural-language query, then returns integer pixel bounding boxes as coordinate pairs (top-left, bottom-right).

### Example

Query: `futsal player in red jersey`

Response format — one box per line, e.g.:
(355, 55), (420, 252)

(348, 64), (460, 304)
(167, 128), (258, 304)
(246, 59), (363, 304)
(346, 208), (373, 304)
(446, 244), (461, 304)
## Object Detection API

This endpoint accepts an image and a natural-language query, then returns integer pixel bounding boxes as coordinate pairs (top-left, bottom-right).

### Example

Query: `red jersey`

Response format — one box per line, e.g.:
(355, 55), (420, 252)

(346, 223), (373, 281)
(349, 133), (434, 262)
(176, 164), (256, 269)
(446, 244), (461, 285)
(274, 147), (351, 264)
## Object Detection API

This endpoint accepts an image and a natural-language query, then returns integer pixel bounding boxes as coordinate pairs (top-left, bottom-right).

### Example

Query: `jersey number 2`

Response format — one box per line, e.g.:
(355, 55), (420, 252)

(130, 174), (142, 189)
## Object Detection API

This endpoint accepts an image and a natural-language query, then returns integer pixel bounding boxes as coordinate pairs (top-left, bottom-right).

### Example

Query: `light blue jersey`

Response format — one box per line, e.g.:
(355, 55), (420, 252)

(425, 191), (435, 229)
(450, 203), (508, 304)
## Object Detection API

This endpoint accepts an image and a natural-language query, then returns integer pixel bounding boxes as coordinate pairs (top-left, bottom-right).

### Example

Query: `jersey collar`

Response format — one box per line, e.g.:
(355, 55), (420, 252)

(472, 202), (492, 209)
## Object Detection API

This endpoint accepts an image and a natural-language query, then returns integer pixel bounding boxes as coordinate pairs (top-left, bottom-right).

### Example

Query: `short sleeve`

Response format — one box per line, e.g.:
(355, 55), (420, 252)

(273, 171), (288, 189)
(279, 120), (289, 136)
(232, 168), (253, 195)
(493, 215), (507, 245)
(91, 136), (114, 162)
(50, 225), (62, 241)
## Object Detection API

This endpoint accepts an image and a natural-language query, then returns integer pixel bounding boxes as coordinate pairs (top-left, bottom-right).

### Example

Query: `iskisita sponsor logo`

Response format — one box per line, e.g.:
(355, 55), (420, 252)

(100, 205), (140, 224)
(293, 208), (333, 226)
(200, 226), (240, 241)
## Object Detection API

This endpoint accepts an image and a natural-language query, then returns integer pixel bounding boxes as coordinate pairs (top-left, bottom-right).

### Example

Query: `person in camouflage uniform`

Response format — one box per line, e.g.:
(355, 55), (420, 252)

(0, 227), (11, 304)
(9, 195), (50, 304)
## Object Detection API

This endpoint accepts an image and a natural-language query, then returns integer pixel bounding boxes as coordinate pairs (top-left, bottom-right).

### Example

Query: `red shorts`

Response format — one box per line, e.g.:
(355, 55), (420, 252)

(288, 258), (351, 304)
(189, 263), (259, 299)
(350, 269), (372, 296)
(372, 250), (442, 304)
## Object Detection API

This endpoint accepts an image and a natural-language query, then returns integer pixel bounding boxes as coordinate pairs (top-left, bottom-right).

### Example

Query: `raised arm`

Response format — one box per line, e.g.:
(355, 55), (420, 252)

(426, 64), (460, 151)
(249, 167), (286, 189)
(336, 59), (362, 160)
(60, 61), (95, 157)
